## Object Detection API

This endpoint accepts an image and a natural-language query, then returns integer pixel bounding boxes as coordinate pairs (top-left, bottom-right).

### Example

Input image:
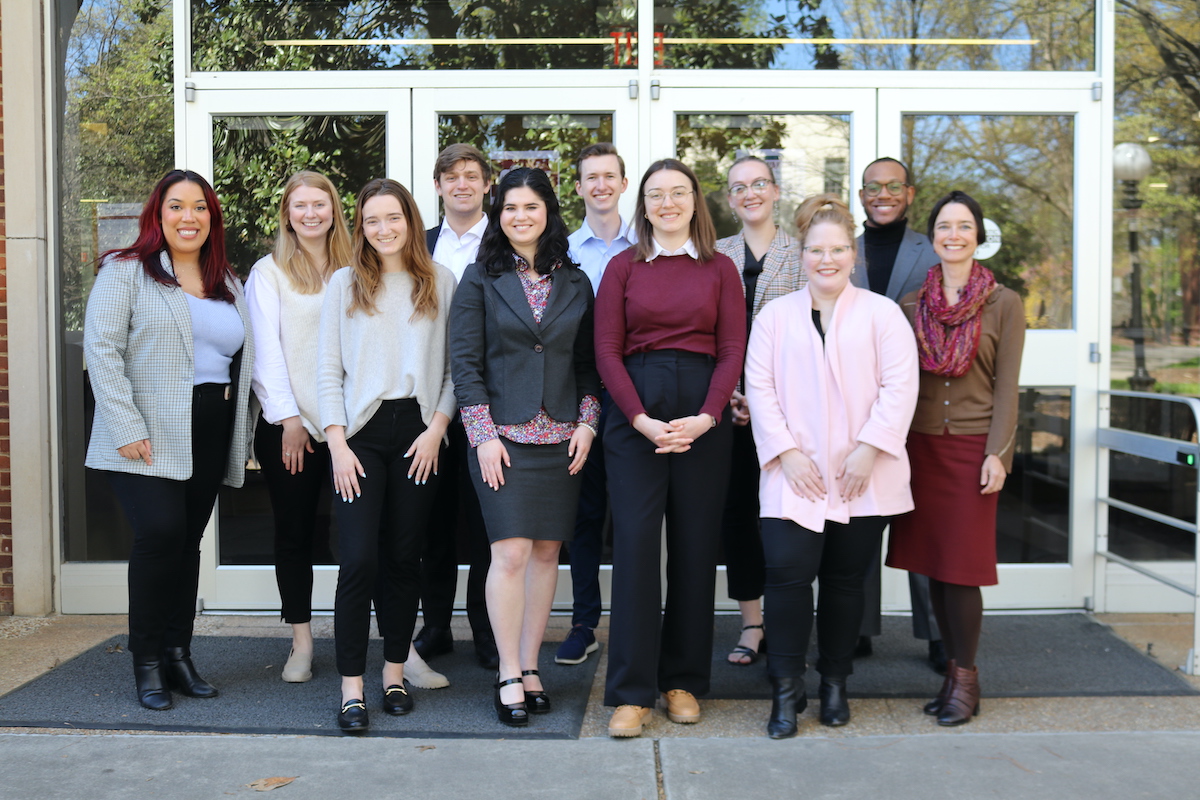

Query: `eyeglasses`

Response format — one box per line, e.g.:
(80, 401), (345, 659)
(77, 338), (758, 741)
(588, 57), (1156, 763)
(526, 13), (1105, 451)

(644, 189), (693, 205)
(728, 179), (775, 198)
(803, 246), (853, 260)
(862, 181), (909, 197)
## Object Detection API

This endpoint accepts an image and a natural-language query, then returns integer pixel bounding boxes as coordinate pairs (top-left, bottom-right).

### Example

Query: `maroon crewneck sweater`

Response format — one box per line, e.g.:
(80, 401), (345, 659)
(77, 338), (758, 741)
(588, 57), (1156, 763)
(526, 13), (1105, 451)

(594, 248), (746, 423)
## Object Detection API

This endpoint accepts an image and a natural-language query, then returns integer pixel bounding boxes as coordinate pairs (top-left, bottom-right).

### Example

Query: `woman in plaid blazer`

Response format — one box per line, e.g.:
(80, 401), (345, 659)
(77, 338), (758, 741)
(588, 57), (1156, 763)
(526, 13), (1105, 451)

(85, 170), (254, 712)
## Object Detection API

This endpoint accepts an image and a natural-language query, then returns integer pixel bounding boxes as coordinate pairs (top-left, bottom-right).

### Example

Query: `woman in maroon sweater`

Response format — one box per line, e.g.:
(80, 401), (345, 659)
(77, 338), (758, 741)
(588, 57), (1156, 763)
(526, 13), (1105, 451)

(595, 158), (746, 738)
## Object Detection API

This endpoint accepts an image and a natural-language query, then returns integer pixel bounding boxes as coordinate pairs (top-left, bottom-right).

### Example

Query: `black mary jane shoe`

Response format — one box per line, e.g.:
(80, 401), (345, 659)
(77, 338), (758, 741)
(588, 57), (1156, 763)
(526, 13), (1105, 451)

(163, 646), (219, 698)
(338, 698), (369, 733)
(133, 657), (173, 711)
(494, 676), (529, 727)
(383, 684), (414, 716)
(521, 669), (551, 714)
(767, 676), (807, 739)
(818, 678), (850, 727)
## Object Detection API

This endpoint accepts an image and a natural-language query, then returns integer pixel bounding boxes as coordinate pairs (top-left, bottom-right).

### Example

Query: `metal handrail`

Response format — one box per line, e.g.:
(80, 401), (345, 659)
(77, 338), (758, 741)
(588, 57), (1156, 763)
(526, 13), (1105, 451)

(1097, 390), (1200, 675)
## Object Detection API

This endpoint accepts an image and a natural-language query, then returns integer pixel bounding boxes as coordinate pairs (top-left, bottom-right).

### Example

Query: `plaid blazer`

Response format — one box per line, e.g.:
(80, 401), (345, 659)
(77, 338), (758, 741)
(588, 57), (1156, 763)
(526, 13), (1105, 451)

(84, 251), (256, 487)
(715, 228), (806, 322)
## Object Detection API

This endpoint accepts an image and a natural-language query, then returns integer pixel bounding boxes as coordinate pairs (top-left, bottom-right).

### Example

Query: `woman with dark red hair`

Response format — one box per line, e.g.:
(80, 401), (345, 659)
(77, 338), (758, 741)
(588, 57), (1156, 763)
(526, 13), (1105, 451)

(85, 170), (255, 711)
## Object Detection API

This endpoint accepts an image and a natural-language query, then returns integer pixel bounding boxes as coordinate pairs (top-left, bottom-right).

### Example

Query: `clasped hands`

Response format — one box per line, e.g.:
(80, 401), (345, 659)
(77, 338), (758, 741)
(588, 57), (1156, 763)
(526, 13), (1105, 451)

(631, 412), (714, 454)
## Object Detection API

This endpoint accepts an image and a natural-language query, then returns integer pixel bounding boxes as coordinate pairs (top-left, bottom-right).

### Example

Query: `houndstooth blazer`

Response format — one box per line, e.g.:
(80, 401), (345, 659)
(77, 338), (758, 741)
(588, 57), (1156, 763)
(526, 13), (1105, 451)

(715, 227), (806, 322)
(84, 251), (256, 487)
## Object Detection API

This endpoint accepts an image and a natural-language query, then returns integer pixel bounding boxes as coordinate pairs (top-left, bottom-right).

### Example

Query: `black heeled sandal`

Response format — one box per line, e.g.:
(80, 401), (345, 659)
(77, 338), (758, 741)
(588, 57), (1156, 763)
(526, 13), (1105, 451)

(728, 624), (766, 667)
(494, 675), (529, 727)
(521, 669), (551, 714)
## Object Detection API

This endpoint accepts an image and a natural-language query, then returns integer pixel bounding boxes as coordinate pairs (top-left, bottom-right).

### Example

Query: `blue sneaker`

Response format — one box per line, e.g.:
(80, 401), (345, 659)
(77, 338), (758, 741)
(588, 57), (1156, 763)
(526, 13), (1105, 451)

(555, 624), (599, 665)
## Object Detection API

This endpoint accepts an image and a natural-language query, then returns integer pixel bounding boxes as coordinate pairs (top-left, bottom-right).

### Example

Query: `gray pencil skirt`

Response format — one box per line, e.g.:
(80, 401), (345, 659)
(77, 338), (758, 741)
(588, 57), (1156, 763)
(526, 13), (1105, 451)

(469, 439), (583, 543)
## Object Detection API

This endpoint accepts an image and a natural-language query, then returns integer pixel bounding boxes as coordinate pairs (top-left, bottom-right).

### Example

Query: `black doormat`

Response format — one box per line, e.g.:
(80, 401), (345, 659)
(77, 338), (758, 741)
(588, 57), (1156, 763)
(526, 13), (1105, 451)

(707, 613), (1200, 699)
(0, 636), (599, 739)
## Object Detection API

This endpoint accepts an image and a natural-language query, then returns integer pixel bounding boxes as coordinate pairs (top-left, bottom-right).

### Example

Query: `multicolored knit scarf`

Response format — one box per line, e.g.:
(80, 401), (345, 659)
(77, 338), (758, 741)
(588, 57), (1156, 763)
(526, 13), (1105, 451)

(914, 261), (997, 378)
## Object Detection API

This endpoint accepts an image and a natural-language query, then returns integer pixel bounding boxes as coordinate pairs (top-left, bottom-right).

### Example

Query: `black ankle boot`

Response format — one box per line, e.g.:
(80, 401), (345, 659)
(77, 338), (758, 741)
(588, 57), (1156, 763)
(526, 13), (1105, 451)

(163, 646), (219, 698)
(133, 656), (173, 711)
(767, 676), (807, 739)
(818, 677), (850, 727)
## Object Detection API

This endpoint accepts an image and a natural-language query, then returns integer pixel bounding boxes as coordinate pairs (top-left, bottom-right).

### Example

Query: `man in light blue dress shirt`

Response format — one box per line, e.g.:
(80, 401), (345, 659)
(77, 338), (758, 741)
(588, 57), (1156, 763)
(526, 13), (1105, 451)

(557, 143), (637, 665)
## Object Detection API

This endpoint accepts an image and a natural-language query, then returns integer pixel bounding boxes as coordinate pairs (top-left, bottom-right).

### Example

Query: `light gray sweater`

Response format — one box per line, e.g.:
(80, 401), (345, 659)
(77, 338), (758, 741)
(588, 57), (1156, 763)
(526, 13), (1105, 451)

(317, 265), (458, 438)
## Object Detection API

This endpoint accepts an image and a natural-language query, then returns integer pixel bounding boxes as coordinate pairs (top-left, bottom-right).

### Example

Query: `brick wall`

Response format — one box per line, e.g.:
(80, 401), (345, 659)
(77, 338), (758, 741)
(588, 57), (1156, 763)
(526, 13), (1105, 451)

(0, 12), (12, 616)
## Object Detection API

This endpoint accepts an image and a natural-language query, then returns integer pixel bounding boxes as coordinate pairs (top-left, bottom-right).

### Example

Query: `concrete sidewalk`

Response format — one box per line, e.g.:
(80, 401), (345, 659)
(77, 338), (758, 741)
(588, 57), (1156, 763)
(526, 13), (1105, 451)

(1, 730), (1198, 799)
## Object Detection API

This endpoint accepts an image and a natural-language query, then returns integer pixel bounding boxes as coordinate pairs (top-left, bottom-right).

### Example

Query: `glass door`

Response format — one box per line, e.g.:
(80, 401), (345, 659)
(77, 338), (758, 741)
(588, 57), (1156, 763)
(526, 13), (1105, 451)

(877, 88), (1104, 609)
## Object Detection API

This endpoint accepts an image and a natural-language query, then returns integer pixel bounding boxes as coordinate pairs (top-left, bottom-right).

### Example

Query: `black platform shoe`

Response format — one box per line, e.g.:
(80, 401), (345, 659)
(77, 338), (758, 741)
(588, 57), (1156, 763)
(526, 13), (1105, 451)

(383, 684), (414, 716)
(133, 656), (173, 711)
(767, 676), (807, 739)
(521, 669), (551, 714)
(338, 698), (369, 733)
(163, 646), (219, 698)
(494, 676), (529, 727)
(818, 678), (850, 727)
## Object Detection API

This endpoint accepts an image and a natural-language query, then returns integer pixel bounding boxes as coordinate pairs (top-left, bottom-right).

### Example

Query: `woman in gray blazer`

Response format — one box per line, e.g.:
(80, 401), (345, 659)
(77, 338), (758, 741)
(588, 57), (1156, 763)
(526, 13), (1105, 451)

(84, 170), (255, 712)
(450, 167), (601, 727)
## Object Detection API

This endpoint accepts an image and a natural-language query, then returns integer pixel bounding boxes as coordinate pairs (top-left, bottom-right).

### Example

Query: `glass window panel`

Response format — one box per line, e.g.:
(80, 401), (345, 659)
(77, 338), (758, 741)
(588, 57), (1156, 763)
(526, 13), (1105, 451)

(436, 113), (614, 232)
(191, 0), (638, 71)
(658, 0), (1094, 71)
(61, 2), (175, 561)
(675, 113), (851, 239)
(903, 114), (1074, 330)
(213, 113), (386, 566)
(998, 388), (1071, 564)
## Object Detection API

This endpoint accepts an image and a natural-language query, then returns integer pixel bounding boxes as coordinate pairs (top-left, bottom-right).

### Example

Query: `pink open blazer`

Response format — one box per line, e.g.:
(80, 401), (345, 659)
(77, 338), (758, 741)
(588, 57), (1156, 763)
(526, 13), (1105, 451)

(745, 285), (920, 533)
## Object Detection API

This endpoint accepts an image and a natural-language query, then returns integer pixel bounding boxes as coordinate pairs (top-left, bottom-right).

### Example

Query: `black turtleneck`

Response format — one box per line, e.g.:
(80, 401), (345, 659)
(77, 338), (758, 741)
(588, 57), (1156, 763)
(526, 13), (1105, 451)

(863, 217), (908, 295)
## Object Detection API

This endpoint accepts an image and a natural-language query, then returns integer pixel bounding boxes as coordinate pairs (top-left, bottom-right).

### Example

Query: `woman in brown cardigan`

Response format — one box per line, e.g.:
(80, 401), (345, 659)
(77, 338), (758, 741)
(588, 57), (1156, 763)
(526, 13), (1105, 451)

(886, 190), (1024, 726)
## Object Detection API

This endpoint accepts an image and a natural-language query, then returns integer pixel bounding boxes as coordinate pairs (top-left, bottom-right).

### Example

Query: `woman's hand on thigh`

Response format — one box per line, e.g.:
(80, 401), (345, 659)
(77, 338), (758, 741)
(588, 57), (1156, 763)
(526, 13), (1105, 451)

(779, 448), (825, 501)
(477, 437), (510, 491)
(979, 454), (1006, 494)
(329, 442), (365, 502)
(280, 416), (314, 475)
(567, 425), (595, 474)
(405, 427), (442, 485)
(837, 443), (879, 502)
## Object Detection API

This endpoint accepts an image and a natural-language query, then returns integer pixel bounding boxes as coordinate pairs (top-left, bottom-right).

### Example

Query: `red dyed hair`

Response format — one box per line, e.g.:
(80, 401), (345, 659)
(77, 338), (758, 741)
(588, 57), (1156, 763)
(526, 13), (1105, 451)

(103, 169), (235, 303)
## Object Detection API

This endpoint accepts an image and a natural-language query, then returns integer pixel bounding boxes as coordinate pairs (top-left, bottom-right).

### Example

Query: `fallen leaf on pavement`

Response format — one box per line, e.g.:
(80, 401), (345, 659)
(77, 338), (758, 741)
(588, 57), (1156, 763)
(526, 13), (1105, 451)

(247, 777), (297, 791)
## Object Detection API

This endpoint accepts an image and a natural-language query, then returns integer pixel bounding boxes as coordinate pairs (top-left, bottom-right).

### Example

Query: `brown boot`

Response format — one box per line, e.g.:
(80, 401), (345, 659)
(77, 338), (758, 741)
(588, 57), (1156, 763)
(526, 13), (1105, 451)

(923, 659), (957, 716)
(936, 662), (980, 726)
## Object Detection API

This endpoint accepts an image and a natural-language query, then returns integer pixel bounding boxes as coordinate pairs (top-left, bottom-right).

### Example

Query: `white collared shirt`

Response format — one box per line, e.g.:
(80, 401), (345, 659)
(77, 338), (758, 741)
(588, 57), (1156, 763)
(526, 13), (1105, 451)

(647, 237), (698, 261)
(567, 216), (637, 294)
(432, 215), (488, 283)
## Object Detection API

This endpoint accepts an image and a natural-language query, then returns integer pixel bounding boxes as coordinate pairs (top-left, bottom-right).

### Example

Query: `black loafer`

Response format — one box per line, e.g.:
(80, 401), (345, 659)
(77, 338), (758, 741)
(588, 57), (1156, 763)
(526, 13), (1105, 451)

(413, 626), (454, 661)
(475, 636), (500, 671)
(163, 647), (218, 698)
(521, 669), (551, 714)
(383, 684), (414, 716)
(338, 698), (369, 733)
(133, 657), (173, 711)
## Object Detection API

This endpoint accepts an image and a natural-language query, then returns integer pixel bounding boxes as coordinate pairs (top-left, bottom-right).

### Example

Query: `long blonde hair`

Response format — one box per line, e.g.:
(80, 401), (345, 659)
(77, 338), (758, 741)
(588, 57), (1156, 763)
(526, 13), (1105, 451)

(794, 194), (856, 250)
(347, 178), (440, 319)
(273, 171), (353, 294)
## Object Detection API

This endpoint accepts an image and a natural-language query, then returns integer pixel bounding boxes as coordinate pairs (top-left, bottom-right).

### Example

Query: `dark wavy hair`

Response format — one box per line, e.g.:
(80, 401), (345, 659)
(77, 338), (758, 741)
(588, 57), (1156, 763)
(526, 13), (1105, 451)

(926, 190), (988, 245)
(476, 167), (575, 276)
(103, 169), (234, 303)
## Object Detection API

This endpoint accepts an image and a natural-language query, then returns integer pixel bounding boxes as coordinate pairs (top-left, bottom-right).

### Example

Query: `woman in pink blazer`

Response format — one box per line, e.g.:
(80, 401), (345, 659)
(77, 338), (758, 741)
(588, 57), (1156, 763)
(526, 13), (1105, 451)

(745, 195), (918, 739)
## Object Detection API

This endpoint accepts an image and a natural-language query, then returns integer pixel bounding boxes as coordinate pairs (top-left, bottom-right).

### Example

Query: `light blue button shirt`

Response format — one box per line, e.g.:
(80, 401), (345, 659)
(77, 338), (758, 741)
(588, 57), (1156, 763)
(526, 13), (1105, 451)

(568, 216), (638, 294)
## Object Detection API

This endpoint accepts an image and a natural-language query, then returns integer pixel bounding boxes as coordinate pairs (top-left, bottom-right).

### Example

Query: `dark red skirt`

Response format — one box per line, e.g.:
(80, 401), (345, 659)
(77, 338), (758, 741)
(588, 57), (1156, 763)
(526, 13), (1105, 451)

(886, 431), (999, 587)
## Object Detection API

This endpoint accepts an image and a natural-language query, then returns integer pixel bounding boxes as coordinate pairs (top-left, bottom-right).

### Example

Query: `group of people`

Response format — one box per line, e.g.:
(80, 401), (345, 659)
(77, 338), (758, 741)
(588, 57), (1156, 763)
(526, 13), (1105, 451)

(83, 140), (1023, 739)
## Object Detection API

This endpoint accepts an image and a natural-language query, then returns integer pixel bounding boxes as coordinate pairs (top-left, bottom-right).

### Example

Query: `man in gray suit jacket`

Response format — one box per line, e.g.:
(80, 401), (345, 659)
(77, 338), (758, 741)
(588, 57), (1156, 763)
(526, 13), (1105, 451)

(851, 157), (946, 673)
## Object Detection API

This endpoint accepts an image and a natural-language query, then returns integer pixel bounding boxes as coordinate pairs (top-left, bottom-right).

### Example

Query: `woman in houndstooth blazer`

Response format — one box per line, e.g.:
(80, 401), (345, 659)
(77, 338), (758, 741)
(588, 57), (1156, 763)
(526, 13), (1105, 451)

(85, 170), (255, 712)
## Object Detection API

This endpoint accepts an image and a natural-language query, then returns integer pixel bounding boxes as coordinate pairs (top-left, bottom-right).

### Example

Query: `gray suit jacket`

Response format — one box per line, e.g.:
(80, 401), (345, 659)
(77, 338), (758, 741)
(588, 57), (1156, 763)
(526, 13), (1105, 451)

(450, 260), (600, 426)
(852, 226), (940, 302)
(84, 251), (256, 486)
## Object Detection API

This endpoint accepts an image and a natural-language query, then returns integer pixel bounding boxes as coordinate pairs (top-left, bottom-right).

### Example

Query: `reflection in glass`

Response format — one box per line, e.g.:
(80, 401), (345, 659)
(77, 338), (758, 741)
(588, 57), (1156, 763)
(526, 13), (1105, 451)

(212, 114), (386, 566)
(191, 0), (638, 71)
(1107, 455), (1196, 562)
(997, 388), (1071, 564)
(1112, 1), (1200, 400)
(657, 0), (1094, 71)
(437, 113), (614, 232)
(903, 114), (1074, 330)
(675, 114), (850, 239)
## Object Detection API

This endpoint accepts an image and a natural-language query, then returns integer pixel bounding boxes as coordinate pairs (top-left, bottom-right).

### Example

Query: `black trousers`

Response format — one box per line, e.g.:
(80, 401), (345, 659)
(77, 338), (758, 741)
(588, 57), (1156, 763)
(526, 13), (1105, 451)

(859, 547), (941, 640)
(106, 383), (234, 658)
(254, 414), (331, 624)
(603, 351), (733, 708)
(567, 391), (611, 630)
(720, 422), (765, 601)
(332, 399), (438, 676)
(419, 416), (492, 639)
(762, 516), (889, 680)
